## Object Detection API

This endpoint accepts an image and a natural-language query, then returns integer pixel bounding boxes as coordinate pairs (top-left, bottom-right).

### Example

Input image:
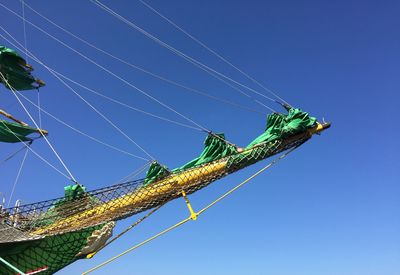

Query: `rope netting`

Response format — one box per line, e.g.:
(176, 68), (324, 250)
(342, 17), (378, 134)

(0, 131), (310, 242)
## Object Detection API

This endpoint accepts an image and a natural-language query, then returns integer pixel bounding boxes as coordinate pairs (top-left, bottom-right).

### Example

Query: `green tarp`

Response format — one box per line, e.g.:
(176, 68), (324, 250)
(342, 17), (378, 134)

(246, 108), (317, 148)
(0, 45), (44, 91)
(0, 120), (38, 143)
(144, 161), (170, 185)
(174, 133), (237, 171)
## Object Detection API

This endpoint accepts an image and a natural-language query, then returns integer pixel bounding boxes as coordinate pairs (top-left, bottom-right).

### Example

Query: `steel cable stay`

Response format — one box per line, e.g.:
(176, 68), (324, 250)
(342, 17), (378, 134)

(2, 27), (260, 134)
(0, 30), (155, 162)
(137, 0), (291, 106)
(1, 22), (247, 157)
(90, 0), (282, 111)
(8, 0), (278, 113)
(0, 6), (212, 134)
(15, 91), (150, 161)
(0, 28), (205, 133)
(19, 1), (266, 116)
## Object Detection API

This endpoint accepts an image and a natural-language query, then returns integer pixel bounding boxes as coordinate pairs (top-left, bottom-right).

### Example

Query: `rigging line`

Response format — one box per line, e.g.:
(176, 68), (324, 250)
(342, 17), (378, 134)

(116, 161), (151, 184)
(82, 146), (298, 274)
(138, 0), (291, 106)
(0, 31), (154, 162)
(90, 0), (279, 109)
(20, 0), (28, 61)
(21, 1), (265, 116)
(0, 9), (210, 134)
(0, 71), (78, 183)
(0, 120), (71, 180)
(49, 70), (201, 131)
(16, 91), (149, 161)
(21, 1), (44, 134)
(7, 148), (28, 208)
(37, 90), (42, 128)
(89, 204), (164, 258)
(19, 1), (44, 128)
(0, 143), (29, 164)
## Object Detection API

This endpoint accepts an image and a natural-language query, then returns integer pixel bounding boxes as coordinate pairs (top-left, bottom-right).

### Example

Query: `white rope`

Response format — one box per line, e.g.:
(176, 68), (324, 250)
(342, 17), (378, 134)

(90, 0), (278, 111)
(138, 0), (291, 106)
(16, 91), (149, 161)
(21, 1), (264, 116)
(7, 148), (28, 207)
(0, 71), (78, 183)
(0, 29), (155, 161)
(0, 5), (210, 133)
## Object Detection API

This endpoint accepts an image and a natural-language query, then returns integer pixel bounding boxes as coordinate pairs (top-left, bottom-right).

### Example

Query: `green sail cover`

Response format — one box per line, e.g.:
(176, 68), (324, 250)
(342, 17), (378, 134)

(144, 161), (170, 185)
(246, 108), (317, 148)
(0, 45), (44, 91)
(175, 133), (237, 171)
(0, 120), (38, 143)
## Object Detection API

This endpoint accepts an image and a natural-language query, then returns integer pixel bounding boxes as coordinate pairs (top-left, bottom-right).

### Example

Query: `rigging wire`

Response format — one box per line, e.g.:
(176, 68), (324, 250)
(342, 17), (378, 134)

(7, 148), (28, 207)
(48, 70), (202, 131)
(20, 0), (43, 129)
(138, 0), (291, 106)
(0, 71), (78, 183)
(0, 30), (155, 162)
(20, 0), (28, 61)
(0, 121), (72, 180)
(115, 161), (151, 184)
(1, 26), (205, 133)
(16, 91), (150, 161)
(0, 6), (211, 133)
(90, 0), (279, 111)
(20, 1), (265, 116)
(0, 142), (30, 164)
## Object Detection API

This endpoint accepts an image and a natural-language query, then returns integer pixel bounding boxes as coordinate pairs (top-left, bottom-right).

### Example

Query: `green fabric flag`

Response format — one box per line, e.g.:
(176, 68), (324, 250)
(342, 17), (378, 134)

(144, 161), (170, 185)
(246, 108), (317, 148)
(0, 45), (44, 91)
(174, 133), (237, 171)
(0, 120), (38, 143)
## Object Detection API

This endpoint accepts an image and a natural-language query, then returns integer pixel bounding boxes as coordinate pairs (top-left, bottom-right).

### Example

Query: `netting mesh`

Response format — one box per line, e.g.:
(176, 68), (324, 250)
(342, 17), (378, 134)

(1, 132), (309, 239)
(0, 132), (310, 274)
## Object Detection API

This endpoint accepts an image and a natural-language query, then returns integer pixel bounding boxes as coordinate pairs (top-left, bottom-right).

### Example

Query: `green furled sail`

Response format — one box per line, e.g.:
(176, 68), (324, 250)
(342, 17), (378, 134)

(0, 45), (45, 91)
(247, 108), (317, 148)
(144, 161), (170, 185)
(173, 108), (317, 172)
(0, 120), (39, 143)
(175, 133), (238, 171)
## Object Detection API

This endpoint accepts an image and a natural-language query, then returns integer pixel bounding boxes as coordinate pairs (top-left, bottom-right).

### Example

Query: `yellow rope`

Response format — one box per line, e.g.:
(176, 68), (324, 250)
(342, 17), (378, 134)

(82, 217), (191, 275)
(82, 146), (299, 274)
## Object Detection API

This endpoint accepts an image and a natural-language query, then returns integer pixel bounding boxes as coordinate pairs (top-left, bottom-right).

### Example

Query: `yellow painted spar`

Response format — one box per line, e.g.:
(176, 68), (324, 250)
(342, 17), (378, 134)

(33, 122), (329, 236)
(33, 159), (229, 235)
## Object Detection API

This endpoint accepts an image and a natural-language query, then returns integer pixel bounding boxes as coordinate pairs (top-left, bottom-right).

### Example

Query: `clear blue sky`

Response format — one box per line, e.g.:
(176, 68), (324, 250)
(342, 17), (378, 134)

(1, 0), (399, 274)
